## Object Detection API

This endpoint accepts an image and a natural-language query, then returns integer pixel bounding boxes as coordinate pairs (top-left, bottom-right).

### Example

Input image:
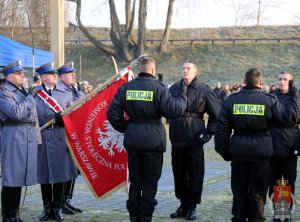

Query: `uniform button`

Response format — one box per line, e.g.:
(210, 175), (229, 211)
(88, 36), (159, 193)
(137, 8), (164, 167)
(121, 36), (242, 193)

(47, 139), (50, 142)
(29, 141), (31, 143)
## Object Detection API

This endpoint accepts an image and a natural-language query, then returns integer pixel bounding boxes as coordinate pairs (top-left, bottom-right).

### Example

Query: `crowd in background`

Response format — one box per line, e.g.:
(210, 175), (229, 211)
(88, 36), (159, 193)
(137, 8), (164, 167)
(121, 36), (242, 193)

(213, 81), (278, 104)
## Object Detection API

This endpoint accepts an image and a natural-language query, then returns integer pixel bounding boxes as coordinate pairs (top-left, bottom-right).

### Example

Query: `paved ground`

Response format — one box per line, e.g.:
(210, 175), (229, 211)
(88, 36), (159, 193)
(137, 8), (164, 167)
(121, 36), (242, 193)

(1, 137), (300, 221)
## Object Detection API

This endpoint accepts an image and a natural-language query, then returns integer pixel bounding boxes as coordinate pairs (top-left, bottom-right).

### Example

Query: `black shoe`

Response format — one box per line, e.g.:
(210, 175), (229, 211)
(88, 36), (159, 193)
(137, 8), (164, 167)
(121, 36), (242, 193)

(53, 208), (64, 221)
(186, 207), (197, 221)
(66, 203), (82, 213)
(271, 218), (282, 222)
(170, 205), (187, 218)
(39, 208), (52, 221)
(62, 205), (75, 215)
(14, 216), (23, 222)
(2, 217), (23, 222)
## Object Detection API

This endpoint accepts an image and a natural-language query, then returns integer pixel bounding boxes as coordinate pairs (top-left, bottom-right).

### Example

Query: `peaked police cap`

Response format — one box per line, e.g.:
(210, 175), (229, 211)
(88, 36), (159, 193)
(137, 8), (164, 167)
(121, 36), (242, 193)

(0, 60), (25, 76)
(57, 61), (76, 75)
(36, 62), (57, 75)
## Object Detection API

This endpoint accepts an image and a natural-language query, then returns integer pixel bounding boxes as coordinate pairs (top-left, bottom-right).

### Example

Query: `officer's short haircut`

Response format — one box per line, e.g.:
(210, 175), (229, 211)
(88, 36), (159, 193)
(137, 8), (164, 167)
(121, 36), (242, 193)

(183, 60), (198, 73)
(280, 70), (294, 79)
(244, 68), (262, 87)
(139, 57), (155, 73)
(140, 57), (155, 67)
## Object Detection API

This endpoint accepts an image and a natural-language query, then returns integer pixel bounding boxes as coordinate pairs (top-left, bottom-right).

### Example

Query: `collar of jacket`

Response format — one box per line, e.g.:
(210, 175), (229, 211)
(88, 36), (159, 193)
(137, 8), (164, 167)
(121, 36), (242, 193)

(4, 81), (27, 95)
(138, 72), (156, 79)
(3, 81), (19, 92)
(57, 81), (75, 92)
(188, 76), (201, 88)
(274, 88), (289, 96)
(240, 86), (262, 93)
(36, 83), (65, 92)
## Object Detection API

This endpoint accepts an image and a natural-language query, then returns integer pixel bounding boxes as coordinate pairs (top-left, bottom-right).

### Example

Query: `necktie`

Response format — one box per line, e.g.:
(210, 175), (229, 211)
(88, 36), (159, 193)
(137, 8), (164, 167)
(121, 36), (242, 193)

(48, 89), (52, 96)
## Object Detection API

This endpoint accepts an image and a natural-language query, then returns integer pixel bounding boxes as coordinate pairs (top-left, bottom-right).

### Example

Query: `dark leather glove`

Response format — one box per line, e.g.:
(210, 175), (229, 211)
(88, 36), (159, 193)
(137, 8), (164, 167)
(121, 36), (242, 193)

(196, 128), (212, 144)
(28, 87), (38, 98)
(288, 79), (299, 97)
(54, 112), (64, 127)
(179, 79), (187, 94)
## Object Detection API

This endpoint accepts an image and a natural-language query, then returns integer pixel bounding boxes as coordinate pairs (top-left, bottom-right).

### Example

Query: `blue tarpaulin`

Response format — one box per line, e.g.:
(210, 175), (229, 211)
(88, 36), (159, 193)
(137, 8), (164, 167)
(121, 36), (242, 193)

(0, 35), (54, 68)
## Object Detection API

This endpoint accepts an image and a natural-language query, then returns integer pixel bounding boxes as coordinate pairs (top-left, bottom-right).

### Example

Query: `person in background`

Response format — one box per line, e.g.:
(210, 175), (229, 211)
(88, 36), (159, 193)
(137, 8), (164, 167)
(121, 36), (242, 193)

(213, 82), (223, 99)
(169, 60), (220, 221)
(28, 74), (42, 95)
(270, 84), (277, 94)
(263, 84), (270, 93)
(219, 84), (231, 104)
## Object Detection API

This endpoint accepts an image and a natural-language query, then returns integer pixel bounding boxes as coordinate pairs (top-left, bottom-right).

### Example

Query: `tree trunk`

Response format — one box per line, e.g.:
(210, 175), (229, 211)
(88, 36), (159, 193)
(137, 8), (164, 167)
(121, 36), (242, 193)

(72, 0), (118, 57)
(125, 0), (136, 47)
(137, 0), (147, 56)
(256, 0), (261, 26)
(160, 0), (175, 53)
(109, 0), (133, 61)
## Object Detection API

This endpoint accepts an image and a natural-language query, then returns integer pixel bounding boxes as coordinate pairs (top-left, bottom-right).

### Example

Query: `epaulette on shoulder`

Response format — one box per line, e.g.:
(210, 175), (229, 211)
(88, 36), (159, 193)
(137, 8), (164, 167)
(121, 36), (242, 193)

(154, 78), (166, 87)
(200, 82), (213, 90)
(265, 92), (277, 99)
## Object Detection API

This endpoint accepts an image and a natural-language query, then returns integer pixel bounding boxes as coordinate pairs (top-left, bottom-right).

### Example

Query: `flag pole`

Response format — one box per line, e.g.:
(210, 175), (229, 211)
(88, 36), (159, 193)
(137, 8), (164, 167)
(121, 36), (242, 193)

(40, 55), (146, 131)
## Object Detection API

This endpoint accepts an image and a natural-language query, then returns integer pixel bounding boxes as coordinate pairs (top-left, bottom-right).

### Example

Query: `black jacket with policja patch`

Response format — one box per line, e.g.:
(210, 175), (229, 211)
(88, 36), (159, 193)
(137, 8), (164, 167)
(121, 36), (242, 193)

(107, 72), (187, 153)
(215, 87), (300, 160)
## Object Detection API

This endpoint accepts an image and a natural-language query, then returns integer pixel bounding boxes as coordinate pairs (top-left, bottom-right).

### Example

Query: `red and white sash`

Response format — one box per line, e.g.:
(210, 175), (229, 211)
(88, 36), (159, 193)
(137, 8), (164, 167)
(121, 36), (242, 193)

(37, 90), (63, 113)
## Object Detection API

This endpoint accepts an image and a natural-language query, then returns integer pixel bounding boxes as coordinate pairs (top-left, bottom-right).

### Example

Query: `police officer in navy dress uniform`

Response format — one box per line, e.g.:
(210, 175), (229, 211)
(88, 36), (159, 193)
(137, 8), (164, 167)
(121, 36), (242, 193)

(215, 68), (300, 222)
(107, 57), (187, 222)
(0, 61), (39, 222)
(57, 62), (84, 215)
(35, 62), (78, 221)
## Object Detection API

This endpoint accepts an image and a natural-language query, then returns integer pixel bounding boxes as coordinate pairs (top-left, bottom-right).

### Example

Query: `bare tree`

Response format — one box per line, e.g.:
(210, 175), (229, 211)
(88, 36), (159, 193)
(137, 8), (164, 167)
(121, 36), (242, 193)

(0, 0), (26, 39)
(160, 0), (175, 52)
(68, 0), (140, 61)
(68, 0), (175, 62)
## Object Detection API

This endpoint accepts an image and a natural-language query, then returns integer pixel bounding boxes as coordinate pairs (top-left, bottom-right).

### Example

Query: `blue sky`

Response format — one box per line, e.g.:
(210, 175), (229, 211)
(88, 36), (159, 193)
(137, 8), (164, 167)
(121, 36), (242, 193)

(68, 0), (300, 28)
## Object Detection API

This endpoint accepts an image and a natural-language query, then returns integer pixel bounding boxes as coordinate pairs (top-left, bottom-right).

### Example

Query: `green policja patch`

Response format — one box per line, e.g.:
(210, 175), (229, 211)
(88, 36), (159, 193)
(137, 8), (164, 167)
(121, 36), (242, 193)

(233, 104), (265, 115)
(126, 90), (154, 101)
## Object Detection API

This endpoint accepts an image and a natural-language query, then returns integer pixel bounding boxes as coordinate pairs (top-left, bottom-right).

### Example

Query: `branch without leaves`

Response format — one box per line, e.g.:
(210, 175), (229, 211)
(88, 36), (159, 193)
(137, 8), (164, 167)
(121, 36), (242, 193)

(160, 0), (175, 53)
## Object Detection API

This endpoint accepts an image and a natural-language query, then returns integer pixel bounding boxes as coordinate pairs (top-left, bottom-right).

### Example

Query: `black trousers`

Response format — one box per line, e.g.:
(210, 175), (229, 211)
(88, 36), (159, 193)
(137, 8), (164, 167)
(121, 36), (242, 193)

(1, 186), (22, 219)
(171, 146), (204, 206)
(269, 155), (298, 197)
(231, 157), (269, 222)
(126, 152), (163, 219)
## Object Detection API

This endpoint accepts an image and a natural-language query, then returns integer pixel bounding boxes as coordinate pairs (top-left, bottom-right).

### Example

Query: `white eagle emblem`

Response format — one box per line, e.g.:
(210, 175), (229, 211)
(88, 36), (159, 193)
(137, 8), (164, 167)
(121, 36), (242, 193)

(96, 120), (125, 156)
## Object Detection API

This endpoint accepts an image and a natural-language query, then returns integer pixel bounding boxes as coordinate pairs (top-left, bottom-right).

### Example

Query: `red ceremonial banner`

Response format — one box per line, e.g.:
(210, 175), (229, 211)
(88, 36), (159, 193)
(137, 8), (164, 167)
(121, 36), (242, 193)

(63, 77), (128, 198)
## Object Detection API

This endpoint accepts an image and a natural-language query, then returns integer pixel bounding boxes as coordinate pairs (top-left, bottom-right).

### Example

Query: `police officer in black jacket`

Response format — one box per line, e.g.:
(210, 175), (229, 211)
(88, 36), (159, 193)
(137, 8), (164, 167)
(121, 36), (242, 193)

(169, 60), (220, 221)
(107, 57), (187, 222)
(269, 70), (300, 222)
(215, 68), (300, 222)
